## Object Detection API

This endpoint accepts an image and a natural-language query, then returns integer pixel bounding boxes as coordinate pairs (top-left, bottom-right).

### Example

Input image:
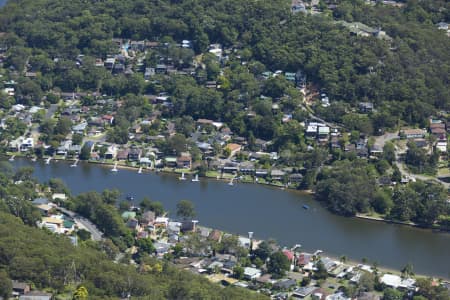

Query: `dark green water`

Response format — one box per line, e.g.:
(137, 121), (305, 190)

(10, 159), (450, 278)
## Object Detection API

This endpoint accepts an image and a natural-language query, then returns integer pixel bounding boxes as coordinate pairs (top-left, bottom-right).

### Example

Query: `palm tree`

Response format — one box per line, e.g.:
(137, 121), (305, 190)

(340, 255), (347, 264)
(73, 286), (88, 300)
(401, 263), (414, 279)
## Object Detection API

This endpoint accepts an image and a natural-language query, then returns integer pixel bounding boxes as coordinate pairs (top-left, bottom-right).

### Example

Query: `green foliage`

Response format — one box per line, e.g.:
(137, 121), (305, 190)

(383, 288), (404, 300)
(267, 251), (290, 278)
(0, 270), (12, 299)
(176, 199), (196, 220)
(0, 212), (266, 299)
(315, 160), (377, 216)
(313, 261), (328, 280)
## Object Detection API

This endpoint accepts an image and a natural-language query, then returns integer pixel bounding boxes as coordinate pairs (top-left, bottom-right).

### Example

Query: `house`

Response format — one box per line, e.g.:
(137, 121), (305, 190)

(274, 278), (297, 290)
(325, 292), (350, 300)
(271, 169), (286, 181)
(208, 229), (222, 242)
(255, 169), (269, 178)
(289, 173), (303, 183)
(126, 218), (140, 231)
(121, 211), (137, 220)
(105, 145), (117, 159)
(225, 143), (242, 157)
(52, 193), (67, 201)
(141, 210), (156, 225)
(72, 122), (88, 134)
(292, 286), (316, 298)
(116, 149), (129, 161)
(359, 102), (374, 113)
(154, 217), (169, 228)
(436, 141), (447, 153)
(177, 152), (192, 169)
(128, 147), (142, 161)
(282, 249), (295, 262)
(32, 197), (49, 205)
(243, 267), (262, 280)
(102, 115), (114, 125)
(164, 157), (178, 167)
(19, 291), (53, 300)
(144, 67), (155, 80)
(401, 129), (425, 139)
(380, 274), (416, 290)
(297, 252), (313, 267)
(155, 64), (167, 74)
(317, 126), (330, 140)
(12, 281), (31, 296)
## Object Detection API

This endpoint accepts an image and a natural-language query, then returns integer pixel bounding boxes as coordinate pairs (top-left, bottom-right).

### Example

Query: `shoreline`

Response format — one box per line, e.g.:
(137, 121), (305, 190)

(5, 153), (448, 232)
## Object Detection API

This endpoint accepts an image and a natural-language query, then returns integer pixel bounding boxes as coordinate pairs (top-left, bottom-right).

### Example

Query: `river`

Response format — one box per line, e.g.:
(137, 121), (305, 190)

(9, 158), (450, 278)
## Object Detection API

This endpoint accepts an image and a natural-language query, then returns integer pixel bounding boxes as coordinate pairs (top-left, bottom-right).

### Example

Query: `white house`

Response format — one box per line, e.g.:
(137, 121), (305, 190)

(243, 267), (262, 280)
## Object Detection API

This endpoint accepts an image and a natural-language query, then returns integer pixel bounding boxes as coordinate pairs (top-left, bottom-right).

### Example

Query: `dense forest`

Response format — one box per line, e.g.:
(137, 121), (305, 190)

(0, 212), (268, 299)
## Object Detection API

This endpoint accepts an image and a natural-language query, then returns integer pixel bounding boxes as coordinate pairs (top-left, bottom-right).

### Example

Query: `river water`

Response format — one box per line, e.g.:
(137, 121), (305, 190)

(9, 159), (450, 278)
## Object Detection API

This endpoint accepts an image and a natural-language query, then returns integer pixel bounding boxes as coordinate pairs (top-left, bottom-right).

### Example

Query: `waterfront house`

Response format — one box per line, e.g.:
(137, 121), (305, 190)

(255, 169), (269, 178)
(116, 149), (129, 161)
(271, 169), (286, 181)
(208, 229), (222, 242)
(177, 152), (192, 169)
(380, 274), (416, 290)
(141, 210), (156, 225)
(154, 217), (169, 228)
(164, 157), (178, 167)
(128, 147), (142, 161)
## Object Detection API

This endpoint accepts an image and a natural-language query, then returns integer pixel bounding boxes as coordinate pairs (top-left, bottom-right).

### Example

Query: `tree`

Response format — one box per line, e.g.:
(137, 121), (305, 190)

(267, 251), (290, 278)
(313, 261), (328, 280)
(176, 200), (196, 220)
(383, 288), (404, 300)
(0, 271), (12, 299)
(356, 272), (375, 295)
(136, 238), (155, 254)
(401, 263), (414, 278)
(79, 143), (91, 160)
(233, 266), (244, 279)
(72, 133), (83, 145)
(77, 229), (91, 241)
(383, 142), (396, 164)
(253, 240), (272, 261)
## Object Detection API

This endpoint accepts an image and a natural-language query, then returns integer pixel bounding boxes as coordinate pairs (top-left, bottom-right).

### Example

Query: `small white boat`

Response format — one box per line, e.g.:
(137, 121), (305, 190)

(111, 168), (118, 172)
(31, 157), (37, 162)
(138, 167), (142, 174)
(191, 174), (199, 182)
(179, 172), (186, 180)
(228, 177), (234, 186)
(9, 155), (15, 161)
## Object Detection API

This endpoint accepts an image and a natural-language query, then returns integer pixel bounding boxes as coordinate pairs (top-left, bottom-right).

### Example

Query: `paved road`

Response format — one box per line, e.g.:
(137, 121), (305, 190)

(57, 207), (104, 241)
(75, 216), (104, 241)
(46, 104), (58, 119)
(373, 131), (399, 148)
